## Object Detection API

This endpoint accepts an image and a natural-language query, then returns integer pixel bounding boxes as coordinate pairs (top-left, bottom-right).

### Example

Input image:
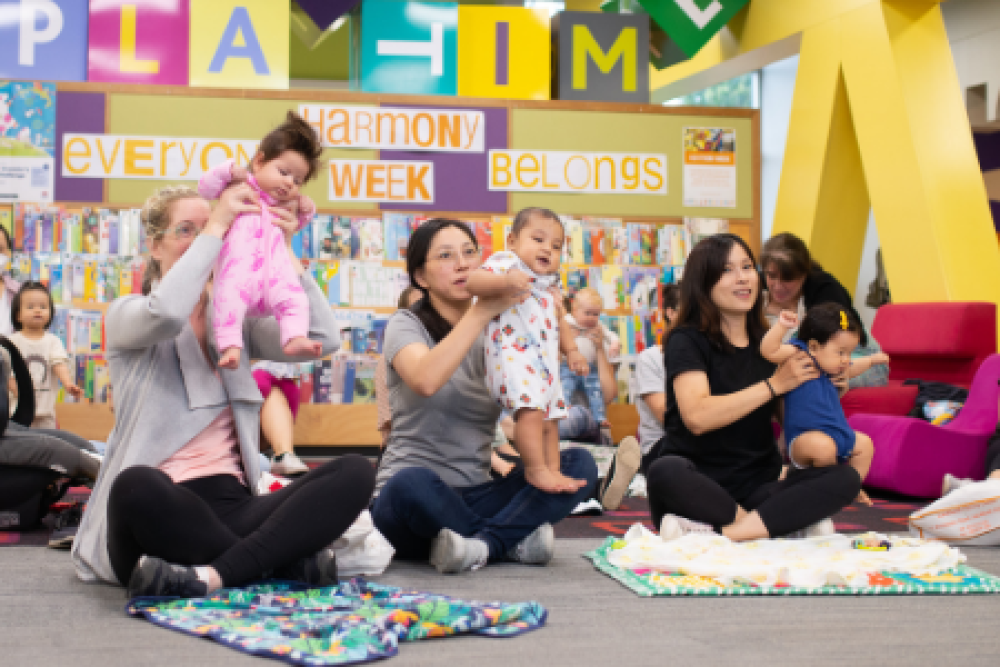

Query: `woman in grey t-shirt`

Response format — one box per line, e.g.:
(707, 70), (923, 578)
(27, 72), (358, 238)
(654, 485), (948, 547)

(371, 218), (598, 574)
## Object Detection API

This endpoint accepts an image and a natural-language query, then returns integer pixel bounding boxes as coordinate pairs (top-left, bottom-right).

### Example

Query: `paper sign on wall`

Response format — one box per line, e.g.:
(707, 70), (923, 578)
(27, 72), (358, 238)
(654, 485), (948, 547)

(300, 105), (484, 152)
(61, 134), (258, 179)
(682, 127), (736, 208)
(329, 160), (434, 203)
(488, 150), (666, 195)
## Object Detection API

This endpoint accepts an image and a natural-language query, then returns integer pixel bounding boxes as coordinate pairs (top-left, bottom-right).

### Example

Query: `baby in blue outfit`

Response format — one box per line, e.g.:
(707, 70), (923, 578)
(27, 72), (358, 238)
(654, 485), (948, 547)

(761, 303), (890, 506)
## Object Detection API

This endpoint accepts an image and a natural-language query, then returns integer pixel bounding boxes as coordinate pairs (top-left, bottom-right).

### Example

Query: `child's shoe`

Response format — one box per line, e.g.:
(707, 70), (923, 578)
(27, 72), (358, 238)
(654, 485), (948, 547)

(659, 514), (715, 541)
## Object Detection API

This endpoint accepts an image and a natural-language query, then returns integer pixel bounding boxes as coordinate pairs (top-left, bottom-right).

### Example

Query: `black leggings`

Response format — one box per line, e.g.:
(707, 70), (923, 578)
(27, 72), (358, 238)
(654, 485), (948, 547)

(987, 427), (1000, 476)
(646, 455), (861, 537)
(107, 455), (374, 587)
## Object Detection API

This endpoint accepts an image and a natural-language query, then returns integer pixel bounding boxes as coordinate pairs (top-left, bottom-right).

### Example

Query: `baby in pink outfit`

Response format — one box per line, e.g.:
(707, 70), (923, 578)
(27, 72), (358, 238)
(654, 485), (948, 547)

(198, 112), (324, 369)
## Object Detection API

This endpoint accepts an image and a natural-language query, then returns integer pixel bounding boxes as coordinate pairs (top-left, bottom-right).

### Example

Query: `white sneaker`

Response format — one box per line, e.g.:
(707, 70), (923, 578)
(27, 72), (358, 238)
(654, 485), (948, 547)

(599, 436), (642, 511)
(659, 514), (715, 541)
(787, 517), (837, 539)
(271, 452), (309, 477)
(941, 473), (973, 497)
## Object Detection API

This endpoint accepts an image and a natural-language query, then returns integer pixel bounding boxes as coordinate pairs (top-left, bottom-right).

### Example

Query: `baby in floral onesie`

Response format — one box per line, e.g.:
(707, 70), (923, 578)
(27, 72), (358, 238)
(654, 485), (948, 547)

(467, 207), (590, 494)
(198, 112), (324, 369)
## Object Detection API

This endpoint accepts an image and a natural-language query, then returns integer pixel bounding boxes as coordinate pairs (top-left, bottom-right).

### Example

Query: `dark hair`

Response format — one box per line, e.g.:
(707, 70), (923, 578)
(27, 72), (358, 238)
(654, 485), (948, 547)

(256, 111), (324, 182)
(667, 234), (768, 353)
(760, 232), (823, 282)
(405, 218), (478, 343)
(0, 225), (12, 254)
(796, 302), (863, 346)
(661, 283), (681, 314)
(511, 206), (561, 237)
(397, 285), (418, 310)
(12, 281), (55, 332)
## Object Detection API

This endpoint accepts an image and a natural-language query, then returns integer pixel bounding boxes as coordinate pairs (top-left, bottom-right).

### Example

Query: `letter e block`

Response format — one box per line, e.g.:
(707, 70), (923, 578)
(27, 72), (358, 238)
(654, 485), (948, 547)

(552, 11), (648, 103)
(457, 6), (549, 101)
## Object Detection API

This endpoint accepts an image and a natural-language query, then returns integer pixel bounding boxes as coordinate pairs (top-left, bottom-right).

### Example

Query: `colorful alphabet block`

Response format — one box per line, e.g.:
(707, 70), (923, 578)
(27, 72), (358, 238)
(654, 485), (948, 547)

(360, 0), (458, 96)
(0, 0), (89, 82)
(88, 0), (190, 85)
(189, 0), (289, 89)
(552, 11), (649, 103)
(457, 6), (550, 101)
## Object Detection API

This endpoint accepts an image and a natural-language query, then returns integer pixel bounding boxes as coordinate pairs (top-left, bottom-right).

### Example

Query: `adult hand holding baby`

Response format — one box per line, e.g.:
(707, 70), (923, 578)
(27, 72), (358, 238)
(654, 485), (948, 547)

(204, 183), (260, 239)
(505, 268), (532, 302)
(770, 350), (820, 395)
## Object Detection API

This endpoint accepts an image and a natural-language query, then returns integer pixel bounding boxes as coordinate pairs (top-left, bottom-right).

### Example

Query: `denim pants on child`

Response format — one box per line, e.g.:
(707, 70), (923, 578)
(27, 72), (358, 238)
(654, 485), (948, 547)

(559, 362), (607, 423)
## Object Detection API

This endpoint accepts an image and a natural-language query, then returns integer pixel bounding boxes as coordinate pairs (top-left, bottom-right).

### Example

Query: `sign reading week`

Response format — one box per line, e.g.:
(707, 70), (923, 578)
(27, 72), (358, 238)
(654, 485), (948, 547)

(0, 0), (709, 103)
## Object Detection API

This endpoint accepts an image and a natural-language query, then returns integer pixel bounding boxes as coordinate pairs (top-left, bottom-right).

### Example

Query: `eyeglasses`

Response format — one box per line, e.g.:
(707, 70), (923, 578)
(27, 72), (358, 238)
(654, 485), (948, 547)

(157, 221), (200, 241)
(428, 246), (481, 268)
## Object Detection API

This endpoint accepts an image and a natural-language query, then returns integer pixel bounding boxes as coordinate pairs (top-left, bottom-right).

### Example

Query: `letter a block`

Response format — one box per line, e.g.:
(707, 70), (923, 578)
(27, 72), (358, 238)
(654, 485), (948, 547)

(552, 11), (648, 103)
(457, 6), (550, 101)
(0, 0), (89, 82)
(88, 0), (190, 85)
(190, 0), (289, 89)
(361, 0), (458, 96)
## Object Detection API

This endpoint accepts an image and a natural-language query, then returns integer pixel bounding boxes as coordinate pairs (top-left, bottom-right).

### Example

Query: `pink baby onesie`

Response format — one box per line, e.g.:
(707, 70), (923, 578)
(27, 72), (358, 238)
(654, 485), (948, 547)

(198, 159), (314, 354)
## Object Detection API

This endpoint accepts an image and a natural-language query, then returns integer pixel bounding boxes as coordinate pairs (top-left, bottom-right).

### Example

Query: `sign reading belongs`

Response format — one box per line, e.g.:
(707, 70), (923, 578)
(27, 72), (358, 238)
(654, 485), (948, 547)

(489, 150), (666, 195)
(62, 134), (258, 180)
(300, 105), (485, 152)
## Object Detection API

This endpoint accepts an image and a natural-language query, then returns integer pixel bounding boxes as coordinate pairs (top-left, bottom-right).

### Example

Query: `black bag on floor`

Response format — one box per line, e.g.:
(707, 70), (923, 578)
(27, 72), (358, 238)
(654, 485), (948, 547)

(903, 379), (969, 420)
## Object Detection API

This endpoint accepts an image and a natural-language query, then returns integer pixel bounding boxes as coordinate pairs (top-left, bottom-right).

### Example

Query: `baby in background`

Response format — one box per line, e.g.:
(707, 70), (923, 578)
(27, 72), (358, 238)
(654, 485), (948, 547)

(467, 207), (590, 494)
(761, 302), (890, 505)
(198, 111), (323, 370)
(561, 287), (621, 429)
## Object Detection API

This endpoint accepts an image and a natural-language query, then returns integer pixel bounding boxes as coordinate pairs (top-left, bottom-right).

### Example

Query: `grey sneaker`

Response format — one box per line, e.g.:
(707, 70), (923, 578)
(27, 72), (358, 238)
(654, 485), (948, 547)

(659, 514), (715, 541)
(506, 523), (554, 565)
(127, 556), (208, 600)
(599, 436), (641, 511)
(272, 548), (338, 587)
(271, 452), (309, 477)
(942, 473), (972, 497)
(429, 529), (488, 574)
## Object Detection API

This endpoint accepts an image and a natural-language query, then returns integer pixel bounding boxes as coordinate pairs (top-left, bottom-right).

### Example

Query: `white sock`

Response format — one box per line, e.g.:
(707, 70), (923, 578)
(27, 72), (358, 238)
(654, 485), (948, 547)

(464, 538), (489, 571)
(194, 567), (215, 591)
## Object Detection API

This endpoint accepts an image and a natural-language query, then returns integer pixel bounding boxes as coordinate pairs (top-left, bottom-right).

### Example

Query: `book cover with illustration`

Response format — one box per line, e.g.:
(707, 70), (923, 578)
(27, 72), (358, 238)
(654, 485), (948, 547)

(82, 208), (99, 254)
(491, 216), (512, 253)
(611, 226), (629, 265)
(639, 224), (656, 265)
(325, 216), (354, 260)
(358, 217), (384, 261)
(83, 257), (97, 302)
(0, 82), (56, 155)
(473, 220), (493, 261)
(352, 359), (377, 404)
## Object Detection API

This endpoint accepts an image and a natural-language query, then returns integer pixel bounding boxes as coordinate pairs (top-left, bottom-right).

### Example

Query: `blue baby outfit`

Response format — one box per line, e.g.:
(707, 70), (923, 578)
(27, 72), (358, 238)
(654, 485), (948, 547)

(783, 338), (856, 462)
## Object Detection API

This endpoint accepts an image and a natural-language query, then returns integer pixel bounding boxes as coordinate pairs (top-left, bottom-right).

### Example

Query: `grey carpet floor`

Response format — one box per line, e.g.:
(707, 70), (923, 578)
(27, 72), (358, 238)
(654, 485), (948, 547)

(3, 540), (1000, 666)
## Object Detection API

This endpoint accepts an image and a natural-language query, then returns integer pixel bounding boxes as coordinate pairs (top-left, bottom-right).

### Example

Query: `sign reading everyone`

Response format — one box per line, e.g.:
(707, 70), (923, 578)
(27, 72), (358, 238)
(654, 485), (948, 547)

(61, 134), (258, 180)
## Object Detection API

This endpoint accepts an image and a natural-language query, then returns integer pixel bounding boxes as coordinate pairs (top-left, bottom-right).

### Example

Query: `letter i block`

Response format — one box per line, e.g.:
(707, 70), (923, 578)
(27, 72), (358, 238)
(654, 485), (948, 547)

(189, 0), (289, 89)
(88, 0), (190, 85)
(361, 0), (458, 96)
(457, 6), (550, 101)
(0, 0), (89, 81)
(552, 11), (649, 103)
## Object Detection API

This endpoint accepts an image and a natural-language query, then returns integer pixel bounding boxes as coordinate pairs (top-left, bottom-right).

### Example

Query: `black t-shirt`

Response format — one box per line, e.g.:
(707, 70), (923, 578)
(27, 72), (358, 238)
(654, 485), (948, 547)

(661, 326), (781, 501)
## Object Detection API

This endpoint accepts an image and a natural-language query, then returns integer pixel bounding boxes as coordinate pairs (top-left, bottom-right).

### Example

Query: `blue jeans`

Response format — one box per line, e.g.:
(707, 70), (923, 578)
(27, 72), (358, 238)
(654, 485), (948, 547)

(560, 362), (607, 423)
(371, 448), (598, 562)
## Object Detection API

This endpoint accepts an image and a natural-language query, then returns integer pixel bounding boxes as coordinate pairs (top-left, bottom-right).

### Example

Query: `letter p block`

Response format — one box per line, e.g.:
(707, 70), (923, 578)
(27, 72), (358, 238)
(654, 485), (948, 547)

(552, 11), (648, 103)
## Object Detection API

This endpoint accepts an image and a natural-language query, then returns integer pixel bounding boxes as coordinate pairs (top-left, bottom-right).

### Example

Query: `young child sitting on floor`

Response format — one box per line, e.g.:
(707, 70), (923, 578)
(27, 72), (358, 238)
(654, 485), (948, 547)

(467, 207), (589, 494)
(561, 287), (621, 430)
(760, 302), (890, 505)
(198, 111), (324, 369)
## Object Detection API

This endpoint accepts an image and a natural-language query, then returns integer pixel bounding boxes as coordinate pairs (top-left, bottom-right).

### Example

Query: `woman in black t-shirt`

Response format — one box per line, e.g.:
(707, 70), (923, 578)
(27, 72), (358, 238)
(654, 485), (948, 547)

(649, 234), (862, 541)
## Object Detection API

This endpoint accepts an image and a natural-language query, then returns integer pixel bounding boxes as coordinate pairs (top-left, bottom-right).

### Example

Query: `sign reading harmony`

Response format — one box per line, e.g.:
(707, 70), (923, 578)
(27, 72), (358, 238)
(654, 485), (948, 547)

(488, 150), (666, 195)
(299, 105), (485, 152)
(329, 159), (435, 203)
(61, 134), (258, 180)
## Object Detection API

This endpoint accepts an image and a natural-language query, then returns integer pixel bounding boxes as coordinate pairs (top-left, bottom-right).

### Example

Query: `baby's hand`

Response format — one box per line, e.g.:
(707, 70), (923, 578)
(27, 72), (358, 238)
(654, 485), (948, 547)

(67, 384), (83, 399)
(607, 340), (621, 359)
(869, 352), (891, 366)
(231, 164), (249, 184)
(277, 197), (300, 217)
(778, 310), (798, 329)
(506, 269), (532, 297)
(567, 350), (589, 376)
(297, 195), (316, 222)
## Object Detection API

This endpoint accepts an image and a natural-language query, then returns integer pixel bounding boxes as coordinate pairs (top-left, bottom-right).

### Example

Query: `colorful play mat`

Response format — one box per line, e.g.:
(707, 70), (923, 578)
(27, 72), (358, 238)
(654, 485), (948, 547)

(128, 579), (547, 666)
(585, 524), (1000, 597)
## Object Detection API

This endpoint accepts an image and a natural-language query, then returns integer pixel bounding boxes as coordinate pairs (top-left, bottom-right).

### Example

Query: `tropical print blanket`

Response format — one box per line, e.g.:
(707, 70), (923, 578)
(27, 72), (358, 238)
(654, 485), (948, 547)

(128, 579), (547, 665)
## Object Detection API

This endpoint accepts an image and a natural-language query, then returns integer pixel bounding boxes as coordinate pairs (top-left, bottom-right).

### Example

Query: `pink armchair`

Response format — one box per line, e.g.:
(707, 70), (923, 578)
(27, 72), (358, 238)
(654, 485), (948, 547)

(848, 353), (1000, 498)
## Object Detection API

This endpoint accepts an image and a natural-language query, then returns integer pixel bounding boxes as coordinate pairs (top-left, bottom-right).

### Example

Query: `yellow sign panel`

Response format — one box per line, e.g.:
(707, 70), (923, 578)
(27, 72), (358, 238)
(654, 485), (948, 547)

(190, 0), (290, 89)
(457, 6), (550, 101)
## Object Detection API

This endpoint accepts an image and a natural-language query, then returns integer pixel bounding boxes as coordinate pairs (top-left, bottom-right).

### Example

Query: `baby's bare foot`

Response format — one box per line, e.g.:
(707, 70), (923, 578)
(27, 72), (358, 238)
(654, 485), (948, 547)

(526, 467), (577, 494)
(283, 337), (322, 358)
(219, 347), (241, 370)
(553, 470), (587, 491)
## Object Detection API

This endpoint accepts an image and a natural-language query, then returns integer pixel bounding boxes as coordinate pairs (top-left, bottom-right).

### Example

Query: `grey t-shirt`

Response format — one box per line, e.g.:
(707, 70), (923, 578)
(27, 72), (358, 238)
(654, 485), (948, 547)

(635, 345), (667, 455)
(374, 309), (501, 494)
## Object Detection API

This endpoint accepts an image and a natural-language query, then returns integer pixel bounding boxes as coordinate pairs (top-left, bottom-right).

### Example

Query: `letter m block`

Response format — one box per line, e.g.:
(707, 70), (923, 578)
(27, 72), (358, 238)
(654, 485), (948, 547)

(552, 11), (648, 103)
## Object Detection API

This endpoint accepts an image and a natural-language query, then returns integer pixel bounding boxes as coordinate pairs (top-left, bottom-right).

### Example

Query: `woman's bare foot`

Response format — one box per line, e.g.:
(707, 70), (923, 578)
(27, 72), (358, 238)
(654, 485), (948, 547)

(856, 489), (873, 506)
(526, 467), (578, 494)
(283, 336), (322, 358)
(219, 347), (241, 369)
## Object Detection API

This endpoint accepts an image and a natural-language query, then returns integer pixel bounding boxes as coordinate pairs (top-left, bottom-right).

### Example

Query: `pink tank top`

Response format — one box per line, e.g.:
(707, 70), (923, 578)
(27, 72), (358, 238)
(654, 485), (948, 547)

(159, 407), (246, 485)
